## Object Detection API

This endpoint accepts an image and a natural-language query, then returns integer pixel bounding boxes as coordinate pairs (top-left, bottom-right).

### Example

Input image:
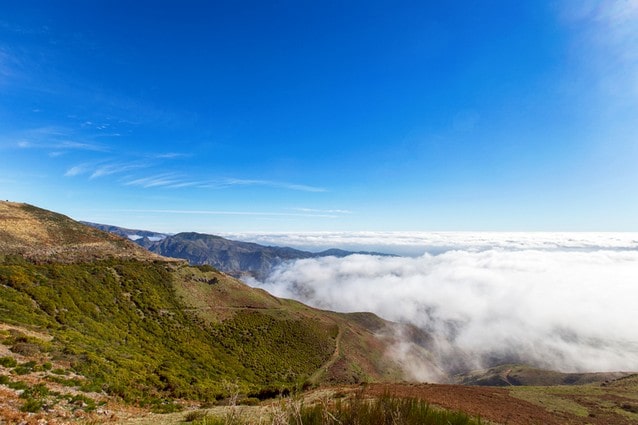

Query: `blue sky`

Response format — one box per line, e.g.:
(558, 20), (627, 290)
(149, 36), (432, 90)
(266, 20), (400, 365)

(1, 0), (637, 232)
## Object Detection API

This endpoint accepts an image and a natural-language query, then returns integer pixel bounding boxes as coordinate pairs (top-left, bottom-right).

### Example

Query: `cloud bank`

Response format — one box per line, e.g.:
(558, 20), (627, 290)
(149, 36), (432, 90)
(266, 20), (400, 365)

(251, 240), (638, 378)
(225, 231), (638, 256)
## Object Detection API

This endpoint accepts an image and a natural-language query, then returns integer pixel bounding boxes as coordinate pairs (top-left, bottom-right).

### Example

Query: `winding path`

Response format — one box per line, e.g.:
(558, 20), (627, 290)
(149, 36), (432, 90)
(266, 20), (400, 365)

(309, 324), (343, 384)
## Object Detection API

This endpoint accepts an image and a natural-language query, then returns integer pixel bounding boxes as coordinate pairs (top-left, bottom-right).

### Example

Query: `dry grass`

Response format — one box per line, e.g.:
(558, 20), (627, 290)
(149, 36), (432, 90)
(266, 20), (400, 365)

(0, 201), (173, 264)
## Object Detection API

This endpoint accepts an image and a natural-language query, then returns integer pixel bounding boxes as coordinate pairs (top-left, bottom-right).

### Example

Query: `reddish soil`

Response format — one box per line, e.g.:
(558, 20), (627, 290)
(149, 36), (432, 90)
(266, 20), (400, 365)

(360, 383), (575, 425)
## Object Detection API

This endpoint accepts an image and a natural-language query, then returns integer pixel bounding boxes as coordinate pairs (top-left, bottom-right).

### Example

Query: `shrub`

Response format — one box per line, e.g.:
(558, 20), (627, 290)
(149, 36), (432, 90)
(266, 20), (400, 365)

(238, 397), (260, 406)
(7, 380), (28, 391)
(13, 365), (33, 375)
(150, 399), (183, 413)
(10, 342), (39, 356)
(196, 264), (217, 273)
(184, 410), (207, 422)
(0, 356), (17, 368)
(292, 394), (482, 425)
(67, 394), (97, 412)
(20, 398), (44, 413)
(20, 383), (49, 399)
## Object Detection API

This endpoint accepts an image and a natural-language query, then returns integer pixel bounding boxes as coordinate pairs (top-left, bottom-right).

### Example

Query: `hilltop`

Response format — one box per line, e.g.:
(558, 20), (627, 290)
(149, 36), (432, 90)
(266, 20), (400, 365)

(0, 202), (167, 263)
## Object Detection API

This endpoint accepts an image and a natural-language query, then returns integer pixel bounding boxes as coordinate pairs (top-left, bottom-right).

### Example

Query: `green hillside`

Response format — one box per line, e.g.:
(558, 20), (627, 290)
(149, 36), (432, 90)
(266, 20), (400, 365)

(0, 258), (338, 403)
(0, 201), (407, 413)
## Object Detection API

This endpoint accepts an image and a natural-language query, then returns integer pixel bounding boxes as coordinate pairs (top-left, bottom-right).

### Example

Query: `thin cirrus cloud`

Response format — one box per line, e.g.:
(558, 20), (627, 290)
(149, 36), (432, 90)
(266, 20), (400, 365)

(11, 127), (108, 153)
(115, 209), (339, 219)
(251, 240), (638, 378)
(62, 155), (325, 193)
(292, 208), (353, 214)
(123, 173), (200, 189)
(64, 161), (151, 179)
(121, 175), (326, 193)
(200, 178), (327, 193)
(64, 164), (90, 177)
(90, 163), (148, 179)
(17, 139), (104, 151)
(150, 152), (191, 159)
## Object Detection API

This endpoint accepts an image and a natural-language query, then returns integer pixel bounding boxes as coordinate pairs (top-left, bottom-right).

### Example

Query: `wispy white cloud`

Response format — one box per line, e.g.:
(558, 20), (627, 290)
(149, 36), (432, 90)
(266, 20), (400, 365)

(292, 208), (353, 214)
(115, 209), (339, 218)
(151, 152), (190, 159)
(123, 173), (197, 188)
(64, 164), (91, 177)
(57, 140), (107, 152)
(123, 175), (327, 193)
(64, 160), (150, 179)
(90, 162), (148, 179)
(202, 178), (327, 193)
(11, 127), (109, 152)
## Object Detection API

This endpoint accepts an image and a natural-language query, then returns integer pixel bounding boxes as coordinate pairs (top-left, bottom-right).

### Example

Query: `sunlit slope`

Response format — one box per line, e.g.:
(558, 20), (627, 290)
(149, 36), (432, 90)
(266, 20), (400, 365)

(0, 201), (411, 406)
(0, 201), (167, 263)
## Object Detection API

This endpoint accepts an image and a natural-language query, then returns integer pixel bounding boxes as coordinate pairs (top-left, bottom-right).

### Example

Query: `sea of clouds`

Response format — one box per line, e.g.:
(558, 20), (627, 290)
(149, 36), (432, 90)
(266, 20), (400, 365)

(223, 231), (638, 256)
(244, 232), (638, 379)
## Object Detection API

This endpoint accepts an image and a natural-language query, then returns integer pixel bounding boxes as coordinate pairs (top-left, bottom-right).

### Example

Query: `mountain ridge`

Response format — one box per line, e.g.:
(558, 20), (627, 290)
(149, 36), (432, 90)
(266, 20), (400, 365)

(83, 222), (391, 279)
(0, 201), (433, 404)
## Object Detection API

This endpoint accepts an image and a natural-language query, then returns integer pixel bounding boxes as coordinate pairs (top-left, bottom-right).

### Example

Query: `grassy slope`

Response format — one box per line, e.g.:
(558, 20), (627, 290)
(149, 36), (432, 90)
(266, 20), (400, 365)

(508, 375), (638, 424)
(0, 202), (165, 263)
(455, 364), (632, 387)
(0, 202), (407, 409)
(0, 201), (405, 403)
(0, 258), (341, 402)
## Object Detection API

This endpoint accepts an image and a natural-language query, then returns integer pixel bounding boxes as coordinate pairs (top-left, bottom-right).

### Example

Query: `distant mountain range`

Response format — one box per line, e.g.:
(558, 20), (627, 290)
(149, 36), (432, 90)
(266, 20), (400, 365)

(82, 222), (390, 279)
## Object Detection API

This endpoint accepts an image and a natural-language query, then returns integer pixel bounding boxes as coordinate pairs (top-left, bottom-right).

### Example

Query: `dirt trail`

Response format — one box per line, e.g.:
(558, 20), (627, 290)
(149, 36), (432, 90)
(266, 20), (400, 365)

(308, 324), (343, 384)
(501, 368), (514, 386)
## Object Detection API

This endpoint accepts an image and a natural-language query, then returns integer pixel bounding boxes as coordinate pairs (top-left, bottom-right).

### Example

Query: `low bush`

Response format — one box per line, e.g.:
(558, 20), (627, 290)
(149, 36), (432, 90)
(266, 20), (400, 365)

(20, 383), (49, 399)
(67, 394), (97, 412)
(20, 398), (43, 413)
(184, 410), (207, 422)
(189, 394), (483, 425)
(294, 394), (482, 425)
(0, 356), (17, 368)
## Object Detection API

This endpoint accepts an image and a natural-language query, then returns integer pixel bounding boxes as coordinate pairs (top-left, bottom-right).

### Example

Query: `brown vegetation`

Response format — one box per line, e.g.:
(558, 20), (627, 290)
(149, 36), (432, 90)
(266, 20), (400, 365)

(0, 201), (172, 263)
